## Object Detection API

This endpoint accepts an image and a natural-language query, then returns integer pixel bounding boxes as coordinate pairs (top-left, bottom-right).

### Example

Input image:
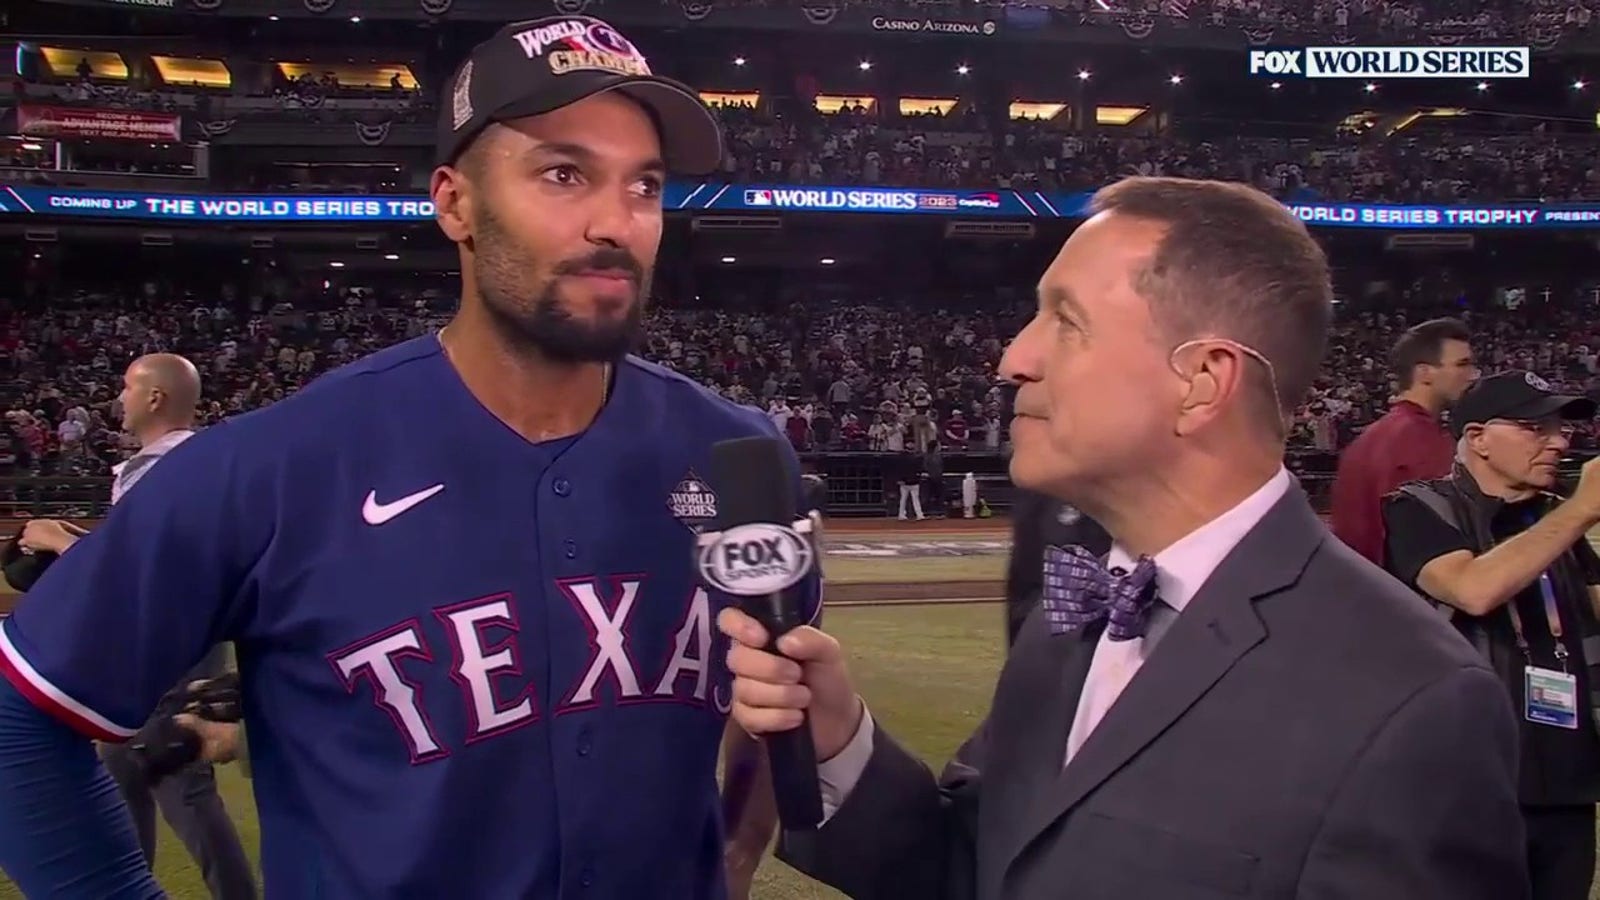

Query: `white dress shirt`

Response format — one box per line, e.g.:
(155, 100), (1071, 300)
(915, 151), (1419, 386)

(817, 467), (1294, 819)
(110, 429), (194, 506)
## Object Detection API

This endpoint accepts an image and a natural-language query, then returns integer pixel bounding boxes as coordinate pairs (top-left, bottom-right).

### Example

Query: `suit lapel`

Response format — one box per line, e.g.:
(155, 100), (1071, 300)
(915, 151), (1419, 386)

(1001, 488), (1327, 875)
(1013, 619), (1099, 792)
(980, 615), (1101, 873)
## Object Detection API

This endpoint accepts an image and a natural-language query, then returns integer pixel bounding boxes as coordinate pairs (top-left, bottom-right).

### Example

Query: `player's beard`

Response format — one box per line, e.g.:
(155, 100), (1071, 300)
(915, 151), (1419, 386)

(470, 200), (650, 365)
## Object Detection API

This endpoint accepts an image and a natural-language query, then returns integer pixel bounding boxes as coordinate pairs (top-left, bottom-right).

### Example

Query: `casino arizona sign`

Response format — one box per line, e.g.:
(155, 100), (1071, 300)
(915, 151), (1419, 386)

(869, 16), (998, 36)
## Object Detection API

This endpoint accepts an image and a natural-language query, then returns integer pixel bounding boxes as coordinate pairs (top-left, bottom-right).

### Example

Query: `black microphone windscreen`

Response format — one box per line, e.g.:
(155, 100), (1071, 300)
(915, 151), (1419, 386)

(710, 436), (797, 530)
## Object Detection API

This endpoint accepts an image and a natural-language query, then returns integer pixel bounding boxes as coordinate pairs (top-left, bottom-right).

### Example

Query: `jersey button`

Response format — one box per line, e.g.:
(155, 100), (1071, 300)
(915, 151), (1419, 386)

(553, 477), (572, 497)
(579, 867), (595, 888)
(564, 539), (578, 559)
(576, 726), (592, 756)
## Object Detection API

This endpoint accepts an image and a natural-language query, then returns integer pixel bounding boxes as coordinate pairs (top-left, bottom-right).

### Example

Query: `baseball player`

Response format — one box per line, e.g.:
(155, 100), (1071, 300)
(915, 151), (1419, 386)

(16, 352), (256, 900)
(0, 16), (817, 899)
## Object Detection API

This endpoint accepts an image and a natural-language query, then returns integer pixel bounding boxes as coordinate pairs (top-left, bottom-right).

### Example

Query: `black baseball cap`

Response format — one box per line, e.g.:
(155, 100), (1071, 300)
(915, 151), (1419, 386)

(1451, 370), (1597, 435)
(436, 15), (723, 175)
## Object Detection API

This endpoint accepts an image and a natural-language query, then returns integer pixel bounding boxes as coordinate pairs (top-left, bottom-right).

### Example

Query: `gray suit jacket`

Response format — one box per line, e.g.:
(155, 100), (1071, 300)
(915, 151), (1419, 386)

(778, 487), (1527, 900)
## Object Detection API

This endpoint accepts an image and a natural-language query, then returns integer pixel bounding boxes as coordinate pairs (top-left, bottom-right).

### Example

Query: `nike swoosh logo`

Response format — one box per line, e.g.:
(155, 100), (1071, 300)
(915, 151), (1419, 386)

(362, 484), (445, 525)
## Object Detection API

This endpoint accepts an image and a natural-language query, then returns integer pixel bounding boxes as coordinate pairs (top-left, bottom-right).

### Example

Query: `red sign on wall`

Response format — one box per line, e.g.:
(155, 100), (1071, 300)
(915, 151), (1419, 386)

(16, 105), (183, 143)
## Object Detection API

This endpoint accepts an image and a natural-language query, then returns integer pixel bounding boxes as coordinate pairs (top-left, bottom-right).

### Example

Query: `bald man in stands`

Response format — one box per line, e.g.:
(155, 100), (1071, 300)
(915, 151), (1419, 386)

(17, 353), (257, 900)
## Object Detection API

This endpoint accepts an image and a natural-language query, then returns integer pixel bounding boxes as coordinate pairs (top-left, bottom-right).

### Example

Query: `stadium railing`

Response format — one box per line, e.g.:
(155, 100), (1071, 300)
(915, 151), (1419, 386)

(3, 451), (1592, 522)
(805, 449), (1348, 518)
(0, 476), (117, 522)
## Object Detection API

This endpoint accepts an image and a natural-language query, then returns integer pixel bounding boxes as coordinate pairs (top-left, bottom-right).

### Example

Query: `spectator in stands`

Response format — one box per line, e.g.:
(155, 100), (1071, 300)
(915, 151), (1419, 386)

(1330, 317), (1477, 564)
(943, 410), (969, 449)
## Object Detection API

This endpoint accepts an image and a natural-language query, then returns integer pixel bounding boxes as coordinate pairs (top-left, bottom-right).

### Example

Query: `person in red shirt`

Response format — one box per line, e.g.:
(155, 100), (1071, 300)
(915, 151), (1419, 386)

(785, 406), (812, 450)
(1329, 317), (1477, 563)
(943, 410), (970, 448)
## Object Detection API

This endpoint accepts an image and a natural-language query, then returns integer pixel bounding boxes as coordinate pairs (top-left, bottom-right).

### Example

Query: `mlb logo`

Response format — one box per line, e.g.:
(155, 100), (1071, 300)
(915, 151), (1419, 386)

(1247, 48), (1304, 75)
(744, 190), (773, 206)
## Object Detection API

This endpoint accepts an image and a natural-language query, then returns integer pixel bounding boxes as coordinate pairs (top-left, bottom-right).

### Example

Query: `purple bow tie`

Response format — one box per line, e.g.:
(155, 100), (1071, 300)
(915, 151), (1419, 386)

(1041, 545), (1160, 641)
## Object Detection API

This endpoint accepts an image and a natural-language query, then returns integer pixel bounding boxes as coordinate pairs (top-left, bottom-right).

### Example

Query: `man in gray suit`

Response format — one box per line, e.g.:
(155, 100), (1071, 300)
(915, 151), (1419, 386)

(718, 177), (1527, 899)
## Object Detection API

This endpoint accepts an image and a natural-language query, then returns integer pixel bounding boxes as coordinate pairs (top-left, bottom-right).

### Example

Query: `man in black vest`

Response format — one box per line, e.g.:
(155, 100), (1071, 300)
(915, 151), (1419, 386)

(1384, 371), (1600, 900)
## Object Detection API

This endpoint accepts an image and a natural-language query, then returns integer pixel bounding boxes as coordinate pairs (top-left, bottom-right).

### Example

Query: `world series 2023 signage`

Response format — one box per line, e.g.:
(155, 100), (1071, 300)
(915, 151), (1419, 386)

(2, 183), (1597, 230)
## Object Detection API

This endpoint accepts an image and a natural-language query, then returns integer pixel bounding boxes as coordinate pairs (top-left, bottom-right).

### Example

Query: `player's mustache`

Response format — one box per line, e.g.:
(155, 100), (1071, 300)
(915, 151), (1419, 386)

(554, 250), (644, 283)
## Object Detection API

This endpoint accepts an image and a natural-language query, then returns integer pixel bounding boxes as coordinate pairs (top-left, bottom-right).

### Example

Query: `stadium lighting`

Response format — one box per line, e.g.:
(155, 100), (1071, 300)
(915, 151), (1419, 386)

(858, 60), (872, 71)
(820, 257), (836, 265)
(1475, 81), (1489, 92)
(20, 142), (42, 151)
(1574, 79), (1588, 90)
(1363, 82), (1377, 92)
(384, 253), (399, 260)
(1169, 74), (1183, 85)
(733, 57), (746, 66)
(1270, 81), (1282, 90)
(957, 64), (970, 75)
(720, 256), (736, 264)
(1077, 70), (1091, 81)
(330, 261), (346, 268)
(349, 15), (360, 22)
(268, 14), (278, 20)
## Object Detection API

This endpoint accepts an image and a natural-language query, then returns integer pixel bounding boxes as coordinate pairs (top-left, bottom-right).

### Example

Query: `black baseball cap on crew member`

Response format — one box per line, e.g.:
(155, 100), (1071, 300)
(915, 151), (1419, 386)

(1450, 370), (1598, 436)
(436, 15), (723, 175)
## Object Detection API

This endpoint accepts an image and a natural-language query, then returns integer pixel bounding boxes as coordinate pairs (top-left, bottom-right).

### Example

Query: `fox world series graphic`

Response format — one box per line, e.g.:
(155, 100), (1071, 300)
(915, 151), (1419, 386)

(1247, 45), (1531, 79)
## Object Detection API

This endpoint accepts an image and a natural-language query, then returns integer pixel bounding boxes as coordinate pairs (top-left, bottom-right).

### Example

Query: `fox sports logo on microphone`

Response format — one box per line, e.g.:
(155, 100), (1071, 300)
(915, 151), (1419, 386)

(1247, 46), (1531, 79)
(698, 522), (815, 596)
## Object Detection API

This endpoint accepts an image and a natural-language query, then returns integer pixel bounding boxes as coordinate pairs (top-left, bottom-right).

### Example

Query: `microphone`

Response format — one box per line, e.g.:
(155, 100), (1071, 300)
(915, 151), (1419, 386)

(700, 435), (825, 830)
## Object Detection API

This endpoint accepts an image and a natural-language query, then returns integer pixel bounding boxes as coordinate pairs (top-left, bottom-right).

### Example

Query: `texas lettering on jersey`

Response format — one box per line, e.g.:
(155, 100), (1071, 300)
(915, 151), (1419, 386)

(327, 576), (729, 762)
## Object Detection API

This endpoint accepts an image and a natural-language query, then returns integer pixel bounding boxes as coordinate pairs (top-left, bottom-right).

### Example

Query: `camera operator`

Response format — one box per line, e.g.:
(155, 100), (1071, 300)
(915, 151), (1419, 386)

(1383, 371), (1600, 900)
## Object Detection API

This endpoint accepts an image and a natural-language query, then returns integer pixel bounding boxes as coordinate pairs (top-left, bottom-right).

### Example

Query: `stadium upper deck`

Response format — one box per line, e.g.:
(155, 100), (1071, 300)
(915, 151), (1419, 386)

(2, 0), (1595, 198)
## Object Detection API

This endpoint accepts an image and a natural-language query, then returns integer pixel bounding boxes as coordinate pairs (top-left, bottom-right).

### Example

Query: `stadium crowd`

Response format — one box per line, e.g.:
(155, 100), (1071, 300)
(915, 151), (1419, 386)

(719, 107), (1600, 202)
(4, 270), (1600, 480)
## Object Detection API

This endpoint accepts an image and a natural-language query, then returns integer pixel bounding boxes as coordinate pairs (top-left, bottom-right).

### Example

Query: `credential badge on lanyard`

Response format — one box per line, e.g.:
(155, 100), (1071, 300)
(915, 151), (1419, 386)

(1512, 511), (1580, 730)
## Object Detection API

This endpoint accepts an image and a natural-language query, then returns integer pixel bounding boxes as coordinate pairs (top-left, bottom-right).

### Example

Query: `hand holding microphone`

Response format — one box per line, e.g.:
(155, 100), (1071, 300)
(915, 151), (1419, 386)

(702, 437), (854, 830)
(718, 609), (864, 760)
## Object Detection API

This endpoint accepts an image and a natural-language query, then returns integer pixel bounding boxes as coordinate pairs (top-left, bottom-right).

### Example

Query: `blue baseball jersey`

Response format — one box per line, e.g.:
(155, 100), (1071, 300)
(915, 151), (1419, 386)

(0, 335), (821, 898)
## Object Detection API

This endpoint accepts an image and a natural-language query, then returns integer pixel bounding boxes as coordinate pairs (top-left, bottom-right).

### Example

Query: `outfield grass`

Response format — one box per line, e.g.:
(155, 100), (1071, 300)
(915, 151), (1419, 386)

(822, 553), (1004, 585)
(0, 604), (1008, 900)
